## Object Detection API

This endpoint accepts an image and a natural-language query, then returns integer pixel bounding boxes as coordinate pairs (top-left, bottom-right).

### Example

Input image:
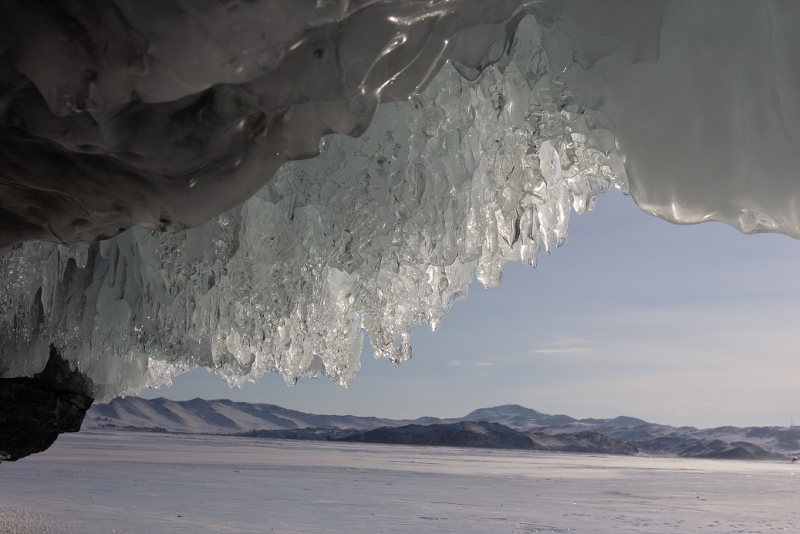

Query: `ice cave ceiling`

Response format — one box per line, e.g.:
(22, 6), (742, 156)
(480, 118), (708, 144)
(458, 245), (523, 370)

(1, 0), (799, 401)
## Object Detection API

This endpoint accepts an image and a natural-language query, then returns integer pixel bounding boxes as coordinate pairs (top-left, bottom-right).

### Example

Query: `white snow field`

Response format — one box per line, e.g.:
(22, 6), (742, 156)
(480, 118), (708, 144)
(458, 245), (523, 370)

(1, 432), (798, 533)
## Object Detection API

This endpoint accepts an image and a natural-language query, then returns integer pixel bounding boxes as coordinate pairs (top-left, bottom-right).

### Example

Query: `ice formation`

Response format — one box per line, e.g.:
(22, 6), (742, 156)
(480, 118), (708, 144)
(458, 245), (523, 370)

(1, 1), (799, 399)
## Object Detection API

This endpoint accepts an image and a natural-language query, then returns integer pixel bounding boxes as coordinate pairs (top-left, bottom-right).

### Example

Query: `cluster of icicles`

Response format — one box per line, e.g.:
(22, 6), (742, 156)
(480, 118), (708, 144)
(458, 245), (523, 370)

(2, 1), (799, 399)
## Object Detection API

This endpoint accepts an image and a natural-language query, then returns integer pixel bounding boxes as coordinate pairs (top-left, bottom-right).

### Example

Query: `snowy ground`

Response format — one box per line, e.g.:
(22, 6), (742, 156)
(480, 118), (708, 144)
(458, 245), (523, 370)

(1, 431), (798, 533)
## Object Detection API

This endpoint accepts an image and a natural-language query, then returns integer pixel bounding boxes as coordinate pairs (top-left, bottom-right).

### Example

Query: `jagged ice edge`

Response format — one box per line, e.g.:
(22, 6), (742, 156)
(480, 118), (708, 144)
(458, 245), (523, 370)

(0, 16), (626, 399)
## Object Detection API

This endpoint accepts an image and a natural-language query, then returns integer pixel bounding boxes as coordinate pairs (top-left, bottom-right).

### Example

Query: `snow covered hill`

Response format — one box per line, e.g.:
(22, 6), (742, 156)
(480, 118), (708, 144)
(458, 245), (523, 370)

(83, 399), (648, 435)
(460, 404), (650, 430)
(82, 399), (800, 459)
(83, 397), (408, 434)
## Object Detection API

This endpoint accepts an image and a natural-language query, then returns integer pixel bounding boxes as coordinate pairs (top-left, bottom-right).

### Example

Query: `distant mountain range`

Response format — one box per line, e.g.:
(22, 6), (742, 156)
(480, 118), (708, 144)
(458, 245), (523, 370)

(83, 399), (800, 461)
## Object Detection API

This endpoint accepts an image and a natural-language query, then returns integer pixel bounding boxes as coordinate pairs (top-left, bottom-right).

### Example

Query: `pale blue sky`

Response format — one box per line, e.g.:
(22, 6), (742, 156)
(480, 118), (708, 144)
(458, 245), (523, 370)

(139, 189), (800, 429)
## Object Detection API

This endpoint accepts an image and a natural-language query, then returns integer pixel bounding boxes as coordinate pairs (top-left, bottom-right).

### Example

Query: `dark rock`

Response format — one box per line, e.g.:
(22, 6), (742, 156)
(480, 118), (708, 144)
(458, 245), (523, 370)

(0, 346), (94, 462)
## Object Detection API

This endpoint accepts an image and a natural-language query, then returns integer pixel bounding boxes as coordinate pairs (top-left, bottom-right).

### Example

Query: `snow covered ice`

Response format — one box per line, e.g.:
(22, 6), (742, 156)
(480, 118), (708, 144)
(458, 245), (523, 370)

(1, 432), (799, 533)
(2, 1), (800, 399)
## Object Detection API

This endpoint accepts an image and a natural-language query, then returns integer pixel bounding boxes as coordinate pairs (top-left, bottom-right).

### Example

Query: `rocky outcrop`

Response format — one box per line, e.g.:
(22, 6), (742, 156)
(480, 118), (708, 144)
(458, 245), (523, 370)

(0, 347), (94, 462)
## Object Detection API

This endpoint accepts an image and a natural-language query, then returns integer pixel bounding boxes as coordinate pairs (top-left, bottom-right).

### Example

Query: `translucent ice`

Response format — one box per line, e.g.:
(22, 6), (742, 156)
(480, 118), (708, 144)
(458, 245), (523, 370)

(1, 1), (799, 398)
(0, 0), (530, 248)
(547, 1), (800, 236)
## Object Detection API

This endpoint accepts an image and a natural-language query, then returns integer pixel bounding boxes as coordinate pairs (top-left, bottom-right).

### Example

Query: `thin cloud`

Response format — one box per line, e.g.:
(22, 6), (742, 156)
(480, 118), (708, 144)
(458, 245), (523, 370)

(529, 346), (594, 355)
(529, 336), (596, 355)
(447, 359), (495, 368)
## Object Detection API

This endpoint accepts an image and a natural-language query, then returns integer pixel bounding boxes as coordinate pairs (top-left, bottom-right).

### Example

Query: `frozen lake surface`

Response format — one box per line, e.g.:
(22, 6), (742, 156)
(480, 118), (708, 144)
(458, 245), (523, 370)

(1, 431), (797, 533)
